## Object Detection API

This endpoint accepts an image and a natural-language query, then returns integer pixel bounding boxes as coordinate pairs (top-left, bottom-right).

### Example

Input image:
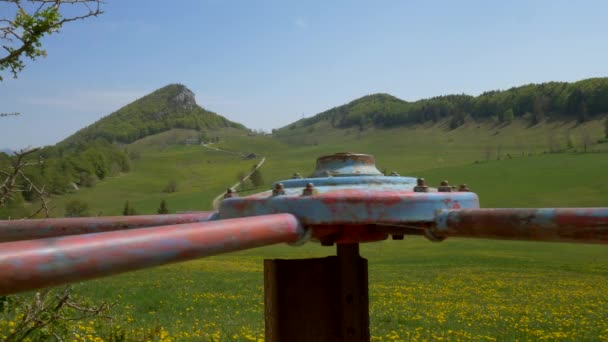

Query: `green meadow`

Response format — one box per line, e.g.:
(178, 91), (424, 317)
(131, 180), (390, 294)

(5, 118), (608, 341)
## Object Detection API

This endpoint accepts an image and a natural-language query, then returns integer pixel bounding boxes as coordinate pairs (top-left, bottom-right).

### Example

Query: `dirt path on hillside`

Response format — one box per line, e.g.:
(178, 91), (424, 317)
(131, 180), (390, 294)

(201, 143), (243, 156)
(203, 143), (266, 209)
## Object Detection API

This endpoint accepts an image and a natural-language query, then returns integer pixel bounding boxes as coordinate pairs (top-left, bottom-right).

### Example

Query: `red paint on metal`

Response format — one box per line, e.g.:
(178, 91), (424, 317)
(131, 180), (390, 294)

(554, 209), (608, 227)
(439, 209), (608, 244)
(0, 214), (303, 295)
(0, 212), (216, 243)
(310, 225), (388, 244)
(320, 189), (407, 207)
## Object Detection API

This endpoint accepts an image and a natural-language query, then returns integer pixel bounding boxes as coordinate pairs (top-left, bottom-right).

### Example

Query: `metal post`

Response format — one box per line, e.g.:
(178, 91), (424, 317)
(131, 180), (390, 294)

(337, 244), (370, 342)
(264, 243), (369, 342)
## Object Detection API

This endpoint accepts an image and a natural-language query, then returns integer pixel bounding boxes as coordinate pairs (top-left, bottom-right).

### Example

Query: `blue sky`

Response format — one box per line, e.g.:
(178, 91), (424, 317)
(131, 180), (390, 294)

(1, 0), (607, 149)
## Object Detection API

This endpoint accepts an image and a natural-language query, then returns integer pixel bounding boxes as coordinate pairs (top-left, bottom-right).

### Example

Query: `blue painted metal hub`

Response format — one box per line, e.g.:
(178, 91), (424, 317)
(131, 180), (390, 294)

(219, 153), (480, 243)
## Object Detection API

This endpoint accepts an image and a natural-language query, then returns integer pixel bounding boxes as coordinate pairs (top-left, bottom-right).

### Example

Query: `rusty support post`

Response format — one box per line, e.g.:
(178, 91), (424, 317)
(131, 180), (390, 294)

(264, 243), (369, 342)
(337, 244), (370, 342)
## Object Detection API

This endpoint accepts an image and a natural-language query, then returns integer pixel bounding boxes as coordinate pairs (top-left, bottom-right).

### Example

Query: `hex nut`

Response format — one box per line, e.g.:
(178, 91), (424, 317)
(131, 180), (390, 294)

(414, 178), (429, 192)
(272, 183), (286, 196)
(458, 184), (470, 192)
(302, 182), (317, 196)
(438, 180), (453, 192)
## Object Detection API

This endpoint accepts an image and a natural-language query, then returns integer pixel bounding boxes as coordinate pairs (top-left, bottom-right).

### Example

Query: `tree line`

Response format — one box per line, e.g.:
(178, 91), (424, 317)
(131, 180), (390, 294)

(290, 78), (608, 131)
(0, 140), (130, 219)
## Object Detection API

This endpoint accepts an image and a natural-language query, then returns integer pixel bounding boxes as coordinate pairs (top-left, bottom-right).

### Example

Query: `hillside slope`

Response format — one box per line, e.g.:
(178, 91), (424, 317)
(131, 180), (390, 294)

(275, 77), (608, 136)
(60, 84), (246, 146)
(47, 116), (608, 218)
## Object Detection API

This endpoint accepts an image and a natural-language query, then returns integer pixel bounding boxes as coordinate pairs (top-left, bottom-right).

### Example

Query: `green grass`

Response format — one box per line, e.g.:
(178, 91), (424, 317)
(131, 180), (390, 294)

(8, 239), (603, 341)
(11, 120), (608, 341)
(49, 145), (260, 216)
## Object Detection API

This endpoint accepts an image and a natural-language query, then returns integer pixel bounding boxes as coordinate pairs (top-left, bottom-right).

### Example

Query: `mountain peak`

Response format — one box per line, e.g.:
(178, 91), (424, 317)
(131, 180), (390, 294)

(169, 85), (196, 109)
(59, 84), (246, 146)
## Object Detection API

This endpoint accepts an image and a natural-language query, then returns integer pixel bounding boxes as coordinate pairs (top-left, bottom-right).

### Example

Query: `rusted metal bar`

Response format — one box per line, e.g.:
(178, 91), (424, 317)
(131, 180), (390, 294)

(0, 213), (305, 295)
(0, 212), (217, 243)
(434, 208), (608, 244)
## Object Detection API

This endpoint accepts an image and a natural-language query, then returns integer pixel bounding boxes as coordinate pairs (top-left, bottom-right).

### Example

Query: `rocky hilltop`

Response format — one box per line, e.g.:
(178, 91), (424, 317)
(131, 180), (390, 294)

(60, 84), (246, 146)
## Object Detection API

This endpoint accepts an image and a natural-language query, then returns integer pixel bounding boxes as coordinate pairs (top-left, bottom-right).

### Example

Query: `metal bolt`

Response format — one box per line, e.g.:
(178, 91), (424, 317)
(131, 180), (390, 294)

(389, 171), (400, 176)
(438, 180), (453, 192)
(292, 172), (303, 179)
(223, 188), (238, 199)
(458, 184), (470, 192)
(272, 183), (286, 196)
(302, 182), (316, 196)
(414, 178), (429, 192)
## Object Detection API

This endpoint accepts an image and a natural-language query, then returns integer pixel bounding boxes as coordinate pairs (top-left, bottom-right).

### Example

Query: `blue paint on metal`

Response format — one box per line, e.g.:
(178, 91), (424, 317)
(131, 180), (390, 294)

(274, 176), (418, 190)
(207, 212), (221, 221)
(220, 188), (480, 224)
(312, 153), (383, 177)
(573, 208), (608, 218)
(434, 209), (450, 229)
(530, 209), (557, 227)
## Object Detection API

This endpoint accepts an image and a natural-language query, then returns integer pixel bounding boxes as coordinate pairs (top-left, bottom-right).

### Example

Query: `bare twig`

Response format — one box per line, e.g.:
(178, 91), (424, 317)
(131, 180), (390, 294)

(0, 148), (39, 208)
(3, 285), (114, 342)
(18, 170), (50, 218)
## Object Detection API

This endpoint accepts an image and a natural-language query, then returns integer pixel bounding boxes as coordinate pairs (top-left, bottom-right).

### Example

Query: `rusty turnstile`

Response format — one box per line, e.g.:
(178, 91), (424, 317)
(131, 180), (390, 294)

(1, 153), (607, 341)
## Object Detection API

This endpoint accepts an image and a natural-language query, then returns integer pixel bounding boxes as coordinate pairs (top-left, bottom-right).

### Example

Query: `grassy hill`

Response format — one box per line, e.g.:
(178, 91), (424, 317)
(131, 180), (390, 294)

(275, 77), (608, 135)
(59, 84), (246, 147)
(5, 79), (608, 341)
(0, 85), (250, 219)
(35, 127), (608, 341)
(47, 116), (608, 216)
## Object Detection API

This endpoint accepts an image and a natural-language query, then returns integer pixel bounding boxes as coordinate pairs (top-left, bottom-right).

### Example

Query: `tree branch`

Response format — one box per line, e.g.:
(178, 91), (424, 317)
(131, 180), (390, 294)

(1, 0), (103, 80)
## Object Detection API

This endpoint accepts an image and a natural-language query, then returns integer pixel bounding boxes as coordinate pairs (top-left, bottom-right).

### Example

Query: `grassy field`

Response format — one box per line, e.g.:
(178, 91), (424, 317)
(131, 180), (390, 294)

(3, 239), (606, 341)
(47, 117), (608, 216)
(7, 119), (608, 341)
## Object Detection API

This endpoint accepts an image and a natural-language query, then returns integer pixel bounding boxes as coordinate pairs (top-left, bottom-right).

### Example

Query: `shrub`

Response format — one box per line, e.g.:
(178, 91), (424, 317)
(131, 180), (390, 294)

(123, 200), (137, 216)
(157, 199), (169, 214)
(163, 180), (178, 193)
(65, 199), (90, 217)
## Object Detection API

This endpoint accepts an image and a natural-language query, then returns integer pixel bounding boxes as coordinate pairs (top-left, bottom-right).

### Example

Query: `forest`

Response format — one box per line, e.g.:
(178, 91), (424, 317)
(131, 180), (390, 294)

(290, 77), (608, 130)
(0, 141), (130, 218)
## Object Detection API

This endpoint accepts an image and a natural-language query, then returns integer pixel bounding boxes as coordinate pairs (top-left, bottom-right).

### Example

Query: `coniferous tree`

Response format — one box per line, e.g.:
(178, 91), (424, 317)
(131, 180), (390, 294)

(123, 200), (137, 216)
(249, 168), (264, 187)
(157, 199), (169, 214)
